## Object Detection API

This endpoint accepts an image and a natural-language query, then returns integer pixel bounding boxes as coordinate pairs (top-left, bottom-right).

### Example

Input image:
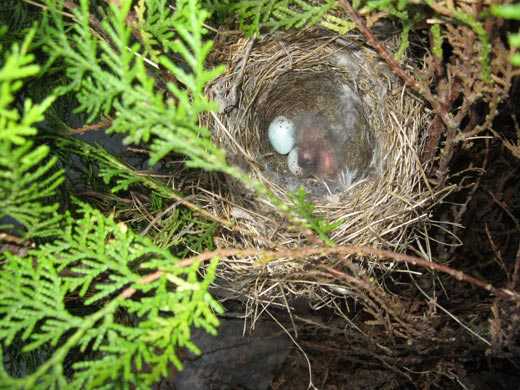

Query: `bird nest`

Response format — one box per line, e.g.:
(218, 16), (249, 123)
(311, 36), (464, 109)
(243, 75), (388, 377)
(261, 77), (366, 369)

(198, 29), (442, 306)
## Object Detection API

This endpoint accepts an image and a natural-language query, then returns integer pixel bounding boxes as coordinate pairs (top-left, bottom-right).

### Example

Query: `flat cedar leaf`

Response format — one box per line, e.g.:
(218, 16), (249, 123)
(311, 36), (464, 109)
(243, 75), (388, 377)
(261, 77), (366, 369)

(0, 27), (62, 238)
(492, 4), (520, 20)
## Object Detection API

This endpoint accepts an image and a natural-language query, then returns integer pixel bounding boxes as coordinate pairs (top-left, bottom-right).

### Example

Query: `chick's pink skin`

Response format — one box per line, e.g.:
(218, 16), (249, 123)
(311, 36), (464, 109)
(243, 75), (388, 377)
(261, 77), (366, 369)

(297, 124), (340, 178)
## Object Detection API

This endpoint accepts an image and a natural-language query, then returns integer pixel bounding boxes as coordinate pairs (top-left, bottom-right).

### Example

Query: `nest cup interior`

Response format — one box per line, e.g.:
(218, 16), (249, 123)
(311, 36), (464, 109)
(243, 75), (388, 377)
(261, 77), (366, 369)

(248, 69), (379, 198)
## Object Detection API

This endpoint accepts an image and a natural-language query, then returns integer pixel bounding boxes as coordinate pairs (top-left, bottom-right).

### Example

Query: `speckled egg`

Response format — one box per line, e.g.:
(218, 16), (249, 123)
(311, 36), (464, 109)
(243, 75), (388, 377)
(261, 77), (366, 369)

(268, 116), (296, 155)
(288, 147), (304, 176)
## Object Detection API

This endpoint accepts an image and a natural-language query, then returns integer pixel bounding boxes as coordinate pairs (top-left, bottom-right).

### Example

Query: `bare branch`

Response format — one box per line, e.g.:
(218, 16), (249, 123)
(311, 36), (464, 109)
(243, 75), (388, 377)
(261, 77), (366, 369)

(118, 244), (520, 302)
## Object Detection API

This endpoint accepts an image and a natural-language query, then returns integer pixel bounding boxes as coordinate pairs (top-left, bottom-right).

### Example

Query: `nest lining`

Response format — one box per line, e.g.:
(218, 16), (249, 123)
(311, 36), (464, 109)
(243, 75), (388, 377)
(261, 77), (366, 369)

(259, 71), (377, 196)
(199, 30), (440, 303)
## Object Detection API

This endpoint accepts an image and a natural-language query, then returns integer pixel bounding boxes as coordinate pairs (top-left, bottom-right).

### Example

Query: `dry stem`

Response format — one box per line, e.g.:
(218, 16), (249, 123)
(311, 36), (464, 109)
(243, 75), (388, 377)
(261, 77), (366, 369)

(337, 0), (456, 131)
(119, 244), (520, 302)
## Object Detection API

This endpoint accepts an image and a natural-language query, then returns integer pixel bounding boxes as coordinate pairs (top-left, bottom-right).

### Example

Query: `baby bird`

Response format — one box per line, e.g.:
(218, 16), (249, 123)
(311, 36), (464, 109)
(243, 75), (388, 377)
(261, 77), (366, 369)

(293, 112), (342, 178)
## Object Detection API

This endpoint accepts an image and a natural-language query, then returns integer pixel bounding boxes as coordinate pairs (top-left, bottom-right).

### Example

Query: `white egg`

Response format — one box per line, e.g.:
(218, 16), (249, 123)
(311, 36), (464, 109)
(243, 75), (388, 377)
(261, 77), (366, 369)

(268, 116), (296, 155)
(287, 147), (304, 176)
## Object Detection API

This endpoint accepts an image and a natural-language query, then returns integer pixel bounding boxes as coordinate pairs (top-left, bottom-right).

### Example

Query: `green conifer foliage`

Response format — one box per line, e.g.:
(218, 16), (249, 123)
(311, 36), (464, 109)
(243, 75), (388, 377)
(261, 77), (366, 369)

(492, 3), (520, 66)
(0, 2), (226, 386)
(0, 204), (222, 387)
(42, 0), (234, 172)
(0, 27), (63, 239)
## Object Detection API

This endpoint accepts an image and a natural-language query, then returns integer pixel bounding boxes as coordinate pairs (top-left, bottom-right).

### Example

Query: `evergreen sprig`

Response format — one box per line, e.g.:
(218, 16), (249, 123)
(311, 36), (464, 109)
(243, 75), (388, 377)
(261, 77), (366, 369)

(492, 3), (520, 66)
(289, 187), (341, 244)
(0, 26), (63, 239)
(269, 0), (337, 31)
(56, 136), (219, 251)
(0, 203), (222, 388)
(42, 0), (347, 243)
(218, 0), (340, 36)
(42, 0), (234, 173)
(56, 136), (194, 201)
(134, 0), (176, 62)
(362, 0), (420, 59)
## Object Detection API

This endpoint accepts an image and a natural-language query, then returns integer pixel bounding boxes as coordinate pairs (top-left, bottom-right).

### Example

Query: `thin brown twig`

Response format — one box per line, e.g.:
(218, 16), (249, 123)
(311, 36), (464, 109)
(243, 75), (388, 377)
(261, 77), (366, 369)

(337, 0), (456, 130)
(439, 139), (489, 260)
(485, 224), (506, 275)
(423, 78), (461, 171)
(72, 118), (112, 134)
(0, 233), (27, 246)
(117, 244), (520, 302)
